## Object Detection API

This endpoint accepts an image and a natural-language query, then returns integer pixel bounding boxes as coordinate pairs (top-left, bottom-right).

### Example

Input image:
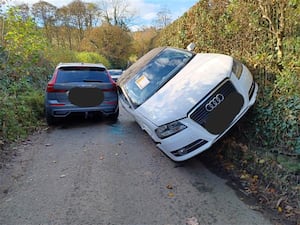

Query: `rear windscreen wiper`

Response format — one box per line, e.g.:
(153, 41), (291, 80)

(83, 79), (103, 82)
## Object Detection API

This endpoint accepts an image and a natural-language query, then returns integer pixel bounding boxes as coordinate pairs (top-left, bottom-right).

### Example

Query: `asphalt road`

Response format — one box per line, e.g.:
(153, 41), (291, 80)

(0, 107), (272, 225)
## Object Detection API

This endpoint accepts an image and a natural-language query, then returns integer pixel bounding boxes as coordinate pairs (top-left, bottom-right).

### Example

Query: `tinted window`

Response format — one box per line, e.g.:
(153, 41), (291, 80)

(109, 70), (122, 75)
(56, 67), (110, 83)
(124, 48), (193, 107)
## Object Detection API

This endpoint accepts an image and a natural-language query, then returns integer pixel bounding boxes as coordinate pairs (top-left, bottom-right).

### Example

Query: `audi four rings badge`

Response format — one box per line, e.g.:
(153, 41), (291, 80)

(205, 94), (225, 112)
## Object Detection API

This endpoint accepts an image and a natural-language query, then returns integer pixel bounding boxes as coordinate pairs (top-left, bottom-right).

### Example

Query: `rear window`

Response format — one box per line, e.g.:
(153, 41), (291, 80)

(109, 70), (123, 75)
(56, 67), (110, 83)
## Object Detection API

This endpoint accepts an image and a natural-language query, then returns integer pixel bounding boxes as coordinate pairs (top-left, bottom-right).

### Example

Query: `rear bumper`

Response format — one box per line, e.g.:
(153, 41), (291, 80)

(46, 103), (118, 117)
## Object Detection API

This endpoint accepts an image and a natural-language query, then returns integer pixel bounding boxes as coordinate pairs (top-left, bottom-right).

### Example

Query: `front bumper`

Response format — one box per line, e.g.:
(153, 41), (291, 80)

(156, 82), (258, 162)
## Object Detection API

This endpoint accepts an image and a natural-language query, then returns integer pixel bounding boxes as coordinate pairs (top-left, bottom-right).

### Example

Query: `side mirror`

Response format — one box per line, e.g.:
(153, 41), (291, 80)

(187, 43), (196, 51)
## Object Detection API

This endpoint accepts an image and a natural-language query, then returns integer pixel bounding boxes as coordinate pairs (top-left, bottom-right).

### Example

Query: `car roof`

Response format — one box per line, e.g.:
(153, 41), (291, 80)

(56, 62), (106, 69)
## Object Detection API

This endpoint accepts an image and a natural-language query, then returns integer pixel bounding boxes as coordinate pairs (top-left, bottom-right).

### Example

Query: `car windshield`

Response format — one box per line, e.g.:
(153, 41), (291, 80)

(124, 48), (193, 107)
(56, 67), (110, 83)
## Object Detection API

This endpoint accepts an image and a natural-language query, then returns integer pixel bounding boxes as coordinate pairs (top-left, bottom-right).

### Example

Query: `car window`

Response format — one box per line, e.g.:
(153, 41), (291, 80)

(56, 67), (110, 83)
(124, 48), (193, 107)
(109, 70), (122, 75)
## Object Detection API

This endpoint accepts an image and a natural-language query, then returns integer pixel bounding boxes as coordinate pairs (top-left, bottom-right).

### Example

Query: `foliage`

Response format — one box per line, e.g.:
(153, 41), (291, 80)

(0, 7), (49, 144)
(4, 8), (48, 73)
(0, 79), (44, 142)
(75, 51), (111, 67)
(132, 27), (158, 58)
(8, 0), (134, 51)
(44, 47), (77, 66)
(88, 24), (133, 68)
(252, 92), (300, 154)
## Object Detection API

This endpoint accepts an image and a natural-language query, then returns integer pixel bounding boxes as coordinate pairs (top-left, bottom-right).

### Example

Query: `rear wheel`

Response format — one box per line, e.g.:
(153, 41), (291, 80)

(46, 110), (57, 126)
(107, 108), (119, 121)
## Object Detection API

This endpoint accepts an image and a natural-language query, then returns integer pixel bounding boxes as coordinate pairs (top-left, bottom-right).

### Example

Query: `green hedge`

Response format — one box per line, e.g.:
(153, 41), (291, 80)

(0, 79), (44, 142)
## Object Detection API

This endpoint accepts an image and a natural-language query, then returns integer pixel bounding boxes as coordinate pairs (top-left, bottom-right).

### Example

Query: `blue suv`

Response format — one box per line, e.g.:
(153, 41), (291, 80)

(45, 63), (119, 125)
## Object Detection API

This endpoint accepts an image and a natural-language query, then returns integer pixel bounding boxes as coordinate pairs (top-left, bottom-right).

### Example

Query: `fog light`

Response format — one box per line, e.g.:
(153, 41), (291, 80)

(171, 139), (208, 157)
(173, 148), (189, 157)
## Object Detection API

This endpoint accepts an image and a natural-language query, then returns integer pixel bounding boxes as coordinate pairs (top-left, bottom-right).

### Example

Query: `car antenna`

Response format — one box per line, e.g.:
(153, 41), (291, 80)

(186, 43), (195, 51)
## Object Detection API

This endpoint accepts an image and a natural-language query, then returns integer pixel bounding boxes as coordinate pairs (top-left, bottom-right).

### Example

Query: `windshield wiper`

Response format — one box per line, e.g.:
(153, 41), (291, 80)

(83, 79), (103, 82)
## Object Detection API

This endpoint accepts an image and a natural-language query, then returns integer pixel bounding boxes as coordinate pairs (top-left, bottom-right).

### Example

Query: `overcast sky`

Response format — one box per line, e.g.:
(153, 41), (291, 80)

(11, 0), (198, 30)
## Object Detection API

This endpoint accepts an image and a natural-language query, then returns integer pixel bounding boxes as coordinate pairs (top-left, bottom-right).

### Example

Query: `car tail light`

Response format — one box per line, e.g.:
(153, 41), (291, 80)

(102, 83), (117, 92)
(46, 84), (67, 93)
(46, 72), (67, 93)
(46, 83), (66, 93)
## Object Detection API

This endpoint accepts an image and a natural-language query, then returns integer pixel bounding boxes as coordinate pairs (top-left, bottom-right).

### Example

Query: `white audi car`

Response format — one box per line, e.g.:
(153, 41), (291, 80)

(117, 46), (258, 161)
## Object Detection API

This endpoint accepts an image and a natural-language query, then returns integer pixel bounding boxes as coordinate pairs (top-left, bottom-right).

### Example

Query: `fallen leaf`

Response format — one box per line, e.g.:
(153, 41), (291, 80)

(168, 192), (174, 198)
(166, 184), (173, 189)
(276, 197), (285, 208)
(285, 205), (293, 212)
(240, 174), (249, 179)
(186, 216), (199, 225)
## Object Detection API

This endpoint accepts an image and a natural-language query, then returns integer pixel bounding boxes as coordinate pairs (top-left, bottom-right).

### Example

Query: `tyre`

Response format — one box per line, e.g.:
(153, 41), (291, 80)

(46, 110), (57, 125)
(108, 108), (119, 121)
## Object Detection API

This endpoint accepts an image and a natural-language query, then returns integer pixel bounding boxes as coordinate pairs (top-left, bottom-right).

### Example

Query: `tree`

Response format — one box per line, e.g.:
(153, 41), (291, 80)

(132, 27), (158, 57)
(68, 0), (87, 41)
(55, 6), (74, 49)
(4, 7), (47, 78)
(153, 6), (172, 29)
(32, 1), (57, 43)
(87, 24), (133, 68)
(98, 0), (134, 30)
(258, 0), (288, 62)
(55, 0), (100, 48)
(84, 2), (101, 28)
(14, 3), (30, 21)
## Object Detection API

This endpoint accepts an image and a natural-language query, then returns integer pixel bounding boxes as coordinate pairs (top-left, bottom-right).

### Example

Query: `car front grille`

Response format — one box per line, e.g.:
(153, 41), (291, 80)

(189, 79), (244, 135)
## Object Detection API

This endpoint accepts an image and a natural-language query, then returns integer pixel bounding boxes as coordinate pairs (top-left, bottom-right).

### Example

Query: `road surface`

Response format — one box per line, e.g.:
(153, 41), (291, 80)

(0, 107), (272, 225)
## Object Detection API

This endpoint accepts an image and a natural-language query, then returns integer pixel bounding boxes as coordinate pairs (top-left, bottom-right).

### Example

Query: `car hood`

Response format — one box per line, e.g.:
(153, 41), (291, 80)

(136, 53), (233, 126)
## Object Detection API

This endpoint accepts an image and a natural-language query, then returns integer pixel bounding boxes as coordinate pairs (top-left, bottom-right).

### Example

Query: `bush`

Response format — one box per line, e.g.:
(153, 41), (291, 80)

(75, 52), (111, 68)
(252, 90), (300, 155)
(0, 79), (44, 143)
(45, 47), (78, 65)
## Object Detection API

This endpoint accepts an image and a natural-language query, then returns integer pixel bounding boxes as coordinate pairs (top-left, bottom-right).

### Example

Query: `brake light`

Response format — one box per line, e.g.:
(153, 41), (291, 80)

(46, 71), (67, 93)
(46, 83), (67, 93)
(102, 83), (117, 92)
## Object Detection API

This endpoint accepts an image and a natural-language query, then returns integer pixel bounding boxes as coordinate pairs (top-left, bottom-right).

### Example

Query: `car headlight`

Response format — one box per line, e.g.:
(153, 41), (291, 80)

(155, 121), (187, 139)
(232, 59), (243, 79)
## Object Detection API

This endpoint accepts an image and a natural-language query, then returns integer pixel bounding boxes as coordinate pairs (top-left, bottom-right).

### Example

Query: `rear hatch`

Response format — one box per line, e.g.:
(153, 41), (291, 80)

(48, 66), (117, 107)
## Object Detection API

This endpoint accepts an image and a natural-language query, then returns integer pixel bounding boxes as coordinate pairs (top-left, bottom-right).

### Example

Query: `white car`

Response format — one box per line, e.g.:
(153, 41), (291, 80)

(117, 46), (258, 161)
